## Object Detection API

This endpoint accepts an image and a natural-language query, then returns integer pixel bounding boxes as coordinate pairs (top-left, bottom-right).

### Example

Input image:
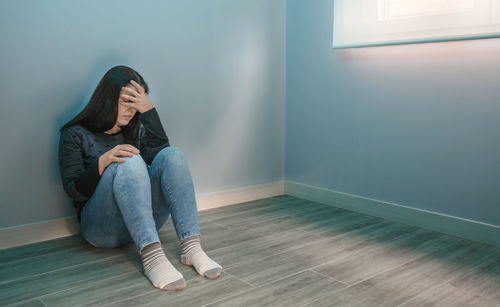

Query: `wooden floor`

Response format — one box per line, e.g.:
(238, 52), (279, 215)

(1, 195), (499, 307)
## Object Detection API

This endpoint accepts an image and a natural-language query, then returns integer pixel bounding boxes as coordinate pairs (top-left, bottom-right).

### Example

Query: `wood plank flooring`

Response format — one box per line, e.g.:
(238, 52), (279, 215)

(0, 195), (499, 306)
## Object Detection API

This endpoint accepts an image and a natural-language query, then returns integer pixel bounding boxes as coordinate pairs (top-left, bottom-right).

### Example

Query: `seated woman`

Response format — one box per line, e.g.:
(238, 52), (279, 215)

(58, 65), (222, 291)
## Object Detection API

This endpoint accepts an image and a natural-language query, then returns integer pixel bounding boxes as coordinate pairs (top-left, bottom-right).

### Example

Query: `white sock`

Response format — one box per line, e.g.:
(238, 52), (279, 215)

(180, 235), (223, 279)
(141, 242), (186, 290)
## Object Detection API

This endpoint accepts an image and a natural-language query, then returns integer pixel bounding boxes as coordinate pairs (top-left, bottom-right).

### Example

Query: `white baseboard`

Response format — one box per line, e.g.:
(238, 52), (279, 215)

(7, 180), (496, 250)
(285, 180), (500, 248)
(196, 180), (285, 211)
(0, 181), (285, 250)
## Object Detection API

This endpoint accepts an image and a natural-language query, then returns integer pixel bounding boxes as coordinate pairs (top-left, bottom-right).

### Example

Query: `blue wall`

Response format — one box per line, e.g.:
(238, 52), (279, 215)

(0, 0), (285, 228)
(286, 0), (500, 226)
(2, 0), (498, 231)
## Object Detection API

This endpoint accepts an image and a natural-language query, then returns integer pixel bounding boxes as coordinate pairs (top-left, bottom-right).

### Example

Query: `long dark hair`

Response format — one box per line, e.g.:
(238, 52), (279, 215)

(59, 65), (149, 144)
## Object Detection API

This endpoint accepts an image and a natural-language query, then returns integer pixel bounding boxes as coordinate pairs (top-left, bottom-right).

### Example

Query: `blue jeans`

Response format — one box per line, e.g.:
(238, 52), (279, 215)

(79, 146), (201, 254)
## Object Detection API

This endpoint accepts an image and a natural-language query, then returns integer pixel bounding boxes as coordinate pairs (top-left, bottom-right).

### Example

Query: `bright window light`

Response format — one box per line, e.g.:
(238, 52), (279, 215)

(333, 0), (500, 48)
(384, 0), (475, 19)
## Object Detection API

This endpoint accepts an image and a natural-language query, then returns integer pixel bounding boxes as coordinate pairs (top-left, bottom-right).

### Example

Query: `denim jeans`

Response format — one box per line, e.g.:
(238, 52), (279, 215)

(79, 146), (201, 254)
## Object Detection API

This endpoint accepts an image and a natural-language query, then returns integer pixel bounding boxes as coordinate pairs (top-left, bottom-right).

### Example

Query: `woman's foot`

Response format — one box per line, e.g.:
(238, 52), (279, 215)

(141, 242), (186, 290)
(180, 235), (223, 279)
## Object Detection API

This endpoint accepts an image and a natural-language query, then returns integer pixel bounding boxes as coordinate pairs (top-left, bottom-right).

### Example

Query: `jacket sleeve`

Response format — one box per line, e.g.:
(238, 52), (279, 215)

(58, 127), (101, 202)
(138, 107), (170, 165)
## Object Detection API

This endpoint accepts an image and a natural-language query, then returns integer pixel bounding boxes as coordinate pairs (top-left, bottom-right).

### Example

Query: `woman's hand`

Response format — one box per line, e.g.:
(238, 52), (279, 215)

(120, 80), (154, 114)
(98, 144), (140, 175)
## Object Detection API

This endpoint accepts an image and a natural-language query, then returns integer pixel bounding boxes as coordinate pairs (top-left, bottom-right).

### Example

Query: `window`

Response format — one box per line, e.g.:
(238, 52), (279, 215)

(333, 0), (500, 48)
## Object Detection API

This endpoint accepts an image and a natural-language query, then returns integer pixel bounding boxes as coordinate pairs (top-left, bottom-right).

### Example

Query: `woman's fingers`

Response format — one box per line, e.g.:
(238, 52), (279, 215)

(117, 150), (134, 157)
(119, 101), (136, 109)
(111, 145), (140, 161)
(121, 86), (139, 96)
(120, 93), (137, 101)
(126, 144), (140, 153)
(112, 150), (137, 159)
(121, 82), (141, 96)
(118, 144), (140, 153)
(111, 156), (126, 163)
(129, 80), (144, 94)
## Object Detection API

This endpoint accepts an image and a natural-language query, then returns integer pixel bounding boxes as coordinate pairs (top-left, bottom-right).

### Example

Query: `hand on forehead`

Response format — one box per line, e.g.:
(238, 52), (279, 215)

(123, 80), (143, 93)
(123, 83), (136, 92)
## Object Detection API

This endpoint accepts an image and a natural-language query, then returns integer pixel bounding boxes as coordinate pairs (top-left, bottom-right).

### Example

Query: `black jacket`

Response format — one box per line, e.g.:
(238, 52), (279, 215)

(58, 107), (169, 221)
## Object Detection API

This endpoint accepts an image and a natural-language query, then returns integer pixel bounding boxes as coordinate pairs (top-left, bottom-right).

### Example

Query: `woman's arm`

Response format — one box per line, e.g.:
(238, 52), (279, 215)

(138, 107), (170, 165)
(121, 80), (170, 165)
(58, 128), (101, 201)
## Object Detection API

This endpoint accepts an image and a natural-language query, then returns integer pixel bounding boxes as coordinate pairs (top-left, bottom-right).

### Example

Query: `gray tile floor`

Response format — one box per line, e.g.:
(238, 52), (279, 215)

(1, 195), (499, 306)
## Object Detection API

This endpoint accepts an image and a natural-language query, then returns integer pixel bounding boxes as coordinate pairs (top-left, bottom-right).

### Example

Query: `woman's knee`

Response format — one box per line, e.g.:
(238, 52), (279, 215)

(113, 154), (148, 174)
(104, 153), (147, 174)
(157, 146), (186, 165)
(122, 153), (147, 166)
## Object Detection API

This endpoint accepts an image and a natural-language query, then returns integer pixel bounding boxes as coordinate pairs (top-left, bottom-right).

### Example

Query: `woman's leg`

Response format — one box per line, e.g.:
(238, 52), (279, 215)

(79, 154), (185, 290)
(148, 146), (200, 241)
(149, 146), (222, 279)
(79, 154), (160, 254)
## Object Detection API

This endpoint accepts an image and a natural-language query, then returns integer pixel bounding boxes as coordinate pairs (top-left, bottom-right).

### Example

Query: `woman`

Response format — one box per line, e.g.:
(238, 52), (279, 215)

(58, 65), (222, 291)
